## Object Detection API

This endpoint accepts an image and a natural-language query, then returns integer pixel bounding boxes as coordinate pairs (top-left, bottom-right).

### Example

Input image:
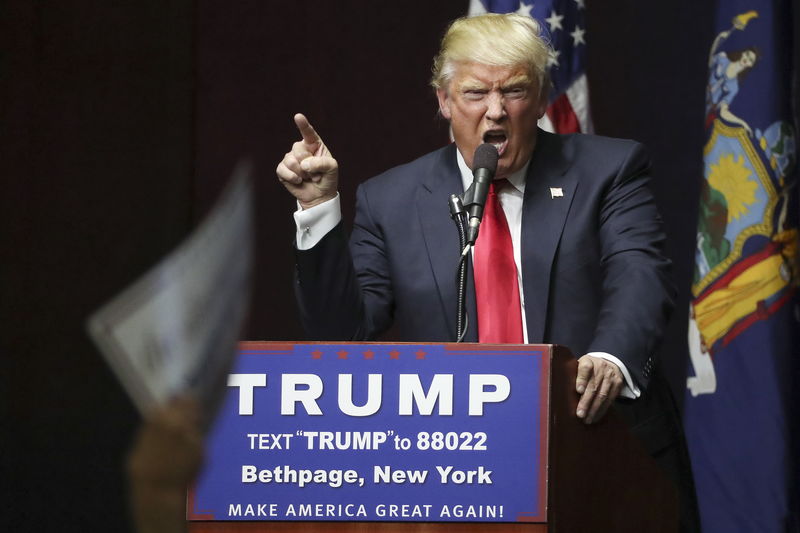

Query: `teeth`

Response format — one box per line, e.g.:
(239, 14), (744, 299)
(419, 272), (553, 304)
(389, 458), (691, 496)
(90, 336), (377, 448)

(483, 132), (506, 154)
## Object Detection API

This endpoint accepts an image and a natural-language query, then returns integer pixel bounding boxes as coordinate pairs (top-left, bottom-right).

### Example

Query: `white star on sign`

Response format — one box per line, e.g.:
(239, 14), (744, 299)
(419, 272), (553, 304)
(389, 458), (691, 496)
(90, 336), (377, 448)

(574, 0), (585, 9)
(570, 25), (586, 46)
(545, 10), (563, 32)
(516, 1), (533, 17)
(546, 49), (560, 67)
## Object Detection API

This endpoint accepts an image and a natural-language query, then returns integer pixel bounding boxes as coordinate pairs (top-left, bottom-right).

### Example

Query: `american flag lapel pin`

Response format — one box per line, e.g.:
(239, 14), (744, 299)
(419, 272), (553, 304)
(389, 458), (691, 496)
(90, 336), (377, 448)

(549, 187), (563, 199)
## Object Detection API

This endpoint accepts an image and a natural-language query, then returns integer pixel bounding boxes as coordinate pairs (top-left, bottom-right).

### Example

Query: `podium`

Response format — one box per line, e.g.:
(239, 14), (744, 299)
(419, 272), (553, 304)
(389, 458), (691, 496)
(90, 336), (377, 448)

(189, 342), (677, 533)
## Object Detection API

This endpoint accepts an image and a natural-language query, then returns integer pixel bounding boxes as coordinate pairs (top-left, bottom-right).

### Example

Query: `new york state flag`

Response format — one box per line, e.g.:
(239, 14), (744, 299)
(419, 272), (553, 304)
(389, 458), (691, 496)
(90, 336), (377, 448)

(685, 1), (798, 531)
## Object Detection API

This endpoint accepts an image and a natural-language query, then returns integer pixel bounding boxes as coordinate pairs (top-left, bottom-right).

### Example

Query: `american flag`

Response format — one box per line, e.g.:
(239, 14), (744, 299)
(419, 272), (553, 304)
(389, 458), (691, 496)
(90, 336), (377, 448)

(468, 0), (592, 134)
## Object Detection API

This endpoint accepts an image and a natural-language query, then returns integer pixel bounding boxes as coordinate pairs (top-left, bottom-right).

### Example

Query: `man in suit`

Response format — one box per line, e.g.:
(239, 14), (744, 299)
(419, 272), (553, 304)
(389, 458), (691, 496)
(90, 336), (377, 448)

(277, 13), (699, 531)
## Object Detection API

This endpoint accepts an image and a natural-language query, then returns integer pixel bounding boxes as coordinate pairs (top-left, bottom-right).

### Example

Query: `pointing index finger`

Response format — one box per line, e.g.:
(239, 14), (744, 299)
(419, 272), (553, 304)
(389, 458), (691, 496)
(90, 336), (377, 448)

(294, 113), (321, 145)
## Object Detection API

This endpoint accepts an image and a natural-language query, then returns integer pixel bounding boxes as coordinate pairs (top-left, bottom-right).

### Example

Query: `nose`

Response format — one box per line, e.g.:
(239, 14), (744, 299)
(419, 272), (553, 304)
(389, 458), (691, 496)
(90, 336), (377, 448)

(485, 91), (506, 121)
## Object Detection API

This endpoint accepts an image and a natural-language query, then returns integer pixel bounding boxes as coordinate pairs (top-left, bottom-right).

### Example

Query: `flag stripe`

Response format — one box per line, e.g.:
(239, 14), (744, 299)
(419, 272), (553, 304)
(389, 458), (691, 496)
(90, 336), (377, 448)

(564, 74), (592, 133)
(546, 93), (580, 133)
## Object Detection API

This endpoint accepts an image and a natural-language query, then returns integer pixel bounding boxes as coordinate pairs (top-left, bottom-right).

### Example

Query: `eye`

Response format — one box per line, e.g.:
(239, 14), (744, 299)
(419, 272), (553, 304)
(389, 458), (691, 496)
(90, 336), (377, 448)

(463, 89), (487, 101)
(504, 87), (527, 99)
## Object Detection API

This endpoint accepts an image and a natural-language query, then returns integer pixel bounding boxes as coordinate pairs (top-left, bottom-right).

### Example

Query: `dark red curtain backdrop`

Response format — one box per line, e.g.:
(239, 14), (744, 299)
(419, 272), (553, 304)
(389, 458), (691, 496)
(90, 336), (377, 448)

(3, 1), (797, 531)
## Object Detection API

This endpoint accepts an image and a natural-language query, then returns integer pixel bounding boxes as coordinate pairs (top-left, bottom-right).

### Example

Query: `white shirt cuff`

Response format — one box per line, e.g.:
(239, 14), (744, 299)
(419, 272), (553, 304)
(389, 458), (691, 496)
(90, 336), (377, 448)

(294, 193), (342, 250)
(585, 351), (641, 399)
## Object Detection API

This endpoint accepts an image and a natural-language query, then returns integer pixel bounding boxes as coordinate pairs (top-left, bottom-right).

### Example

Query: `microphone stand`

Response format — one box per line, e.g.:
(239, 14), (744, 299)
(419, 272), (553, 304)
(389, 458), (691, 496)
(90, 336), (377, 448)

(449, 194), (470, 342)
(448, 143), (497, 342)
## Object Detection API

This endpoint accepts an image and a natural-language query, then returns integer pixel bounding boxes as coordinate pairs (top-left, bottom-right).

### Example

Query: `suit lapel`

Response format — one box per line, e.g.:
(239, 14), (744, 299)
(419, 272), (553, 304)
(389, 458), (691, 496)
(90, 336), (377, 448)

(521, 131), (577, 343)
(415, 144), (478, 342)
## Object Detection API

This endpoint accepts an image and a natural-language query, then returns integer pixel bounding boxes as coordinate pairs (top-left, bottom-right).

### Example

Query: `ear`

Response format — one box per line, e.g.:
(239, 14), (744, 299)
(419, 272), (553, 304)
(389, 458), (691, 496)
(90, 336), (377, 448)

(436, 88), (452, 120)
(536, 89), (550, 119)
(536, 97), (547, 120)
(536, 83), (549, 119)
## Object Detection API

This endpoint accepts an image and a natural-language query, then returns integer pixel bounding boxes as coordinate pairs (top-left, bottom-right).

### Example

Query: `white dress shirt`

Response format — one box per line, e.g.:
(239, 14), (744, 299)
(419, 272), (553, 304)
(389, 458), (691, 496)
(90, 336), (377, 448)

(294, 148), (640, 399)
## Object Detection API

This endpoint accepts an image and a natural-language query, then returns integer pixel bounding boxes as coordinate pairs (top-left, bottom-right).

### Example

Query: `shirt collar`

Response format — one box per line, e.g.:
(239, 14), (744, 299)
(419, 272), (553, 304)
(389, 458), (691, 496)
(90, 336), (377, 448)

(455, 146), (529, 194)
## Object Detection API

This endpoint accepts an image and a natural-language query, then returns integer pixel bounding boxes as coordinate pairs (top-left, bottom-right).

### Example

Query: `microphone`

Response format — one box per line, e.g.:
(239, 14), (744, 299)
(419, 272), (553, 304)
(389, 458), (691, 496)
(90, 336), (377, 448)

(461, 143), (499, 245)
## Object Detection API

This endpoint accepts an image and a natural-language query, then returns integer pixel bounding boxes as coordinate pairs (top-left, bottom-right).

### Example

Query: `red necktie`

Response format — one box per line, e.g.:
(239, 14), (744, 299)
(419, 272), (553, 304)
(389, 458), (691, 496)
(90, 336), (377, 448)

(473, 180), (524, 344)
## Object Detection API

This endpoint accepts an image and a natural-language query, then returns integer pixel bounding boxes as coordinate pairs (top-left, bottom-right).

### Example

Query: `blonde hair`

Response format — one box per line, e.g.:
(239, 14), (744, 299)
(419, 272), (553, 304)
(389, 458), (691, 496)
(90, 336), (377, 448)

(431, 13), (552, 93)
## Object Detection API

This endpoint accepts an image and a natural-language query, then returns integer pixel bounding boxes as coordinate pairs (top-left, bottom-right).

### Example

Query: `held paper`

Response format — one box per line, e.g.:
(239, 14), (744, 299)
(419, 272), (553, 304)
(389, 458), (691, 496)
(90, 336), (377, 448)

(87, 163), (253, 414)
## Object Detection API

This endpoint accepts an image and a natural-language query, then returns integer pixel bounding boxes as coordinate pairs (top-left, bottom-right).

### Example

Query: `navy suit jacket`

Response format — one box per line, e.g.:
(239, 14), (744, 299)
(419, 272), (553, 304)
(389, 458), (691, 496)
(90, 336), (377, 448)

(296, 131), (674, 386)
(295, 130), (681, 453)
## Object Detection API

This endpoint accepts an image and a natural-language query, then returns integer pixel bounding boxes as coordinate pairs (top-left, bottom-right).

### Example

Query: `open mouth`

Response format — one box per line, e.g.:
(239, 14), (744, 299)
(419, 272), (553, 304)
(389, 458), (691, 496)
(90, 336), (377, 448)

(483, 131), (508, 156)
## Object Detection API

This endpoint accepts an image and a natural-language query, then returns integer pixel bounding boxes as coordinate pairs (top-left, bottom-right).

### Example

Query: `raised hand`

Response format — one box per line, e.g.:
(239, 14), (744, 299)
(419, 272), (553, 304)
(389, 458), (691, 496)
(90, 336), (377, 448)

(127, 396), (204, 533)
(276, 113), (339, 209)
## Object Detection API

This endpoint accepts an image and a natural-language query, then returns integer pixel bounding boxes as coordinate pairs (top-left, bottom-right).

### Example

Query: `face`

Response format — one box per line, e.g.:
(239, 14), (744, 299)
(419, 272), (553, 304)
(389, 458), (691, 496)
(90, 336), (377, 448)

(740, 50), (756, 68)
(437, 62), (547, 178)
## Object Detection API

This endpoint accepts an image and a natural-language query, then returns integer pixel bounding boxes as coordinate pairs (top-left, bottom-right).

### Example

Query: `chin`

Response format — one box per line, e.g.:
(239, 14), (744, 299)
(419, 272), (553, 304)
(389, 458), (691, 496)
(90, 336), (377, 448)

(496, 158), (514, 177)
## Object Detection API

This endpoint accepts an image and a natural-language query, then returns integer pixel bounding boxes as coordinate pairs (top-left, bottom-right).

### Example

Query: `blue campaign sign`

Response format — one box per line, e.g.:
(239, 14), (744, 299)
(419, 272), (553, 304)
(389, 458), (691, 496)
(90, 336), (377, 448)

(189, 342), (549, 523)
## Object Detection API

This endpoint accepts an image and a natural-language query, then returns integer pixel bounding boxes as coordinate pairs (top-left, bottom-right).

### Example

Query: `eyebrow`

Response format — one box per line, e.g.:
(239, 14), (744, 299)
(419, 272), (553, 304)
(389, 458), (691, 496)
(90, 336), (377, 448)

(502, 75), (533, 88)
(457, 75), (533, 92)
(458, 80), (489, 92)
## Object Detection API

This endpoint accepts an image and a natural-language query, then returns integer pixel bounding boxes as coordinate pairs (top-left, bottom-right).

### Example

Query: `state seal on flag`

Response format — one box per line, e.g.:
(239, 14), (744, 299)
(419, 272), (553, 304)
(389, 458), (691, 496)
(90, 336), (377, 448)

(688, 118), (797, 395)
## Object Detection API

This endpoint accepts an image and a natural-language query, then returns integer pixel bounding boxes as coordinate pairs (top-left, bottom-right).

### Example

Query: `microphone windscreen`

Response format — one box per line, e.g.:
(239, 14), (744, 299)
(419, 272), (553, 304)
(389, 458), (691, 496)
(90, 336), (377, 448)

(472, 143), (499, 173)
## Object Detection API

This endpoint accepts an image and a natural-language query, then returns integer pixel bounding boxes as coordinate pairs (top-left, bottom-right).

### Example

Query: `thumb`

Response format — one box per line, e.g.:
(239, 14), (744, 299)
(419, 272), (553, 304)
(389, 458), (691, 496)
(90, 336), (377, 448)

(301, 155), (337, 176)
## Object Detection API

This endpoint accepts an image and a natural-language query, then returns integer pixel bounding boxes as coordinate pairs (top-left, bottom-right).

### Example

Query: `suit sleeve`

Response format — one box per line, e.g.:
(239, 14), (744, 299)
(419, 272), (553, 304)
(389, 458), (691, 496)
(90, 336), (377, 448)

(294, 183), (394, 340)
(587, 143), (676, 391)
